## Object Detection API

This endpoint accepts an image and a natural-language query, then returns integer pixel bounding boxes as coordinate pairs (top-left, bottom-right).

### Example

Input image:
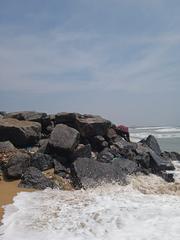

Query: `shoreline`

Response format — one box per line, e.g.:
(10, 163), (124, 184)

(0, 179), (33, 222)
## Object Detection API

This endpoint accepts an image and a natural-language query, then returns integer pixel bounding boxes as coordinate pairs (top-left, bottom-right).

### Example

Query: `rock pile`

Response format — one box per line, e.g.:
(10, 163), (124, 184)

(0, 111), (178, 190)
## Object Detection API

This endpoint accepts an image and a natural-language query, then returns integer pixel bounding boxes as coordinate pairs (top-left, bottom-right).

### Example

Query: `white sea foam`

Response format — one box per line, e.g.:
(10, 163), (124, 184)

(130, 126), (180, 141)
(1, 174), (180, 240)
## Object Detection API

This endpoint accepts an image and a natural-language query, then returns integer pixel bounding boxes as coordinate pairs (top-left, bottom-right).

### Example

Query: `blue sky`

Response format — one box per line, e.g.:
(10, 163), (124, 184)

(0, 0), (180, 126)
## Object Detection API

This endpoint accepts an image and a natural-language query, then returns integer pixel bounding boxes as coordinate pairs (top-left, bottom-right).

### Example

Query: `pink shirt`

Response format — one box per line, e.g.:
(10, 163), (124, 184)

(117, 125), (129, 133)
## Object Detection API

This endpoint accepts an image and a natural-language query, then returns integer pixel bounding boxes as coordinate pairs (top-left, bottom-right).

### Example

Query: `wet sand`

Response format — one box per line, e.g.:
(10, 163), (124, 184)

(0, 179), (33, 222)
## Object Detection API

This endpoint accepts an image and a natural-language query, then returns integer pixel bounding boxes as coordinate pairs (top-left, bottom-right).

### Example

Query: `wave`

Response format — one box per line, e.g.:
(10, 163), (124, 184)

(1, 173), (180, 240)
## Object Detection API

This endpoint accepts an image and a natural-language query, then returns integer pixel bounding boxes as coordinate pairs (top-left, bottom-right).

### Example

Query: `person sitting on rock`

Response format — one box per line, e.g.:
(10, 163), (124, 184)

(116, 125), (130, 142)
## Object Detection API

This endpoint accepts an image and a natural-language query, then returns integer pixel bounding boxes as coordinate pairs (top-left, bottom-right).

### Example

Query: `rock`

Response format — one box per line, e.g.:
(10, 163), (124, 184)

(171, 152), (180, 161)
(161, 151), (180, 161)
(54, 112), (78, 128)
(0, 118), (41, 147)
(30, 153), (54, 171)
(19, 167), (57, 190)
(106, 128), (118, 141)
(113, 140), (137, 159)
(161, 171), (174, 182)
(49, 124), (80, 154)
(4, 152), (31, 179)
(0, 141), (16, 153)
(0, 111), (6, 116)
(54, 159), (70, 178)
(71, 157), (139, 188)
(37, 139), (49, 153)
(90, 135), (109, 151)
(149, 151), (175, 172)
(6, 111), (47, 122)
(73, 144), (92, 159)
(134, 153), (150, 169)
(141, 135), (161, 155)
(76, 114), (111, 138)
(97, 148), (115, 163)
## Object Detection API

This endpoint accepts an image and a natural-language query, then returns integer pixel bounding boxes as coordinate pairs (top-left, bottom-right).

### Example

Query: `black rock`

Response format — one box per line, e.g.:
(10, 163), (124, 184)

(141, 135), (161, 155)
(134, 152), (150, 169)
(149, 151), (175, 172)
(97, 148), (115, 163)
(19, 167), (57, 190)
(161, 151), (180, 161)
(37, 139), (49, 153)
(90, 135), (109, 151)
(30, 153), (54, 171)
(49, 124), (80, 154)
(73, 144), (92, 159)
(54, 112), (78, 128)
(0, 141), (16, 153)
(4, 152), (31, 179)
(161, 171), (174, 182)
(0, 118), (41, 147)
(71, 157), (139, 188)
(54, 159), (70, 178)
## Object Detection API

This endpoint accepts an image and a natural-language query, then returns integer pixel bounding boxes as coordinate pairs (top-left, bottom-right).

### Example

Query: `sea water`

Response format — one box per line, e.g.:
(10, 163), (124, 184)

(1, 126), (180, 240)
(130, 126), (180, 152)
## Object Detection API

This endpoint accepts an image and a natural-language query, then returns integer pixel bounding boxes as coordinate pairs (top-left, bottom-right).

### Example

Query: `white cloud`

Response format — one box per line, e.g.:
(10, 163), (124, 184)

(0, 26), (179, 94)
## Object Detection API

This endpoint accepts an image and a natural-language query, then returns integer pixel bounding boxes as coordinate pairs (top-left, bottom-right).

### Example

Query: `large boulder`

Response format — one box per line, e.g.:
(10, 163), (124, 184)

(5, 111), (51, 133)
(19, 167), (57, 190)
(54, 112), (78, 128)
(6, 111), (47, 122)
(0, 118), (41, 147)
(30, 153), (54, 171)
(0, 141), (16, 153)
(76, 114), (111, 138)
(4, 152), (31, 179)
(71, 157), (139, 188)
(149, 151), (175, 172)
(49, 124), (80, 154)
(141, 135), (161, 155)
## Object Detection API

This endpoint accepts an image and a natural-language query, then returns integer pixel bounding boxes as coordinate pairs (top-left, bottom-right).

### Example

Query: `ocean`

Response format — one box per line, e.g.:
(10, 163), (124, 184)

(0, 126), (180, 240)
(130, 126), (180, 152)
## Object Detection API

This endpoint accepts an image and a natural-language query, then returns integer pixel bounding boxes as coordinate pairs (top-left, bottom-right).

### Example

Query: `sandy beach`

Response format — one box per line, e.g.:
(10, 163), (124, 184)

(0, 179), (33, 222)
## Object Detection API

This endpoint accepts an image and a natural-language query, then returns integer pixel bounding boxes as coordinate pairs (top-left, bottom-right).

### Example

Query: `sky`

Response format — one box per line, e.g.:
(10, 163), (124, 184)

(0, 0), (180, 126)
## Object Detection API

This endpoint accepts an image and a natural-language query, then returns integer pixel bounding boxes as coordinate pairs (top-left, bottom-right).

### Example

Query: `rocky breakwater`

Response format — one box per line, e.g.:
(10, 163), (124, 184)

(0, 111), (179, 191)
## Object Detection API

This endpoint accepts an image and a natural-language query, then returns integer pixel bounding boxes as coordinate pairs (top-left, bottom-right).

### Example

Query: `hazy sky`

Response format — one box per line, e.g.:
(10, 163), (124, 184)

(0, 0), (180, 126)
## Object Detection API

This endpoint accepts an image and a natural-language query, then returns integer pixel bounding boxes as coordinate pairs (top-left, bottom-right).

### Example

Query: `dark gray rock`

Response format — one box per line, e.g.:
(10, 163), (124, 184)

(134, 153), (150, 169)
(54, 159), (70, 178)
(37, 139), (49, 153)
(141, 135), (161, 155)
(73, 144), (92, 159)
(90, 135), (109, 151)
(72, 157), (139, 188)
(30, 153), (54, 171)
(54, 112), (78, 128)
(106, 128), (118, 141)
(0, 141), (16, 153)
(49, 124), (80, 154)
(161, 151), (180, 161)
(149, 151), (175, 172)
(76, 114), (111, 138)
(113, 140), (137, 160)
(97, 148), (115, 163)
(161, 171), (174, 182)
(19, 167), (57, 190)
(4, 152), (31, 179)
(0, 118), (41, 147)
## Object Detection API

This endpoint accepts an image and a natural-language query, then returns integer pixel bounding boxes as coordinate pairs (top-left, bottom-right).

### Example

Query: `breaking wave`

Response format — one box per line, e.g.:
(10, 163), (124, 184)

(1, 171), (180, 240)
